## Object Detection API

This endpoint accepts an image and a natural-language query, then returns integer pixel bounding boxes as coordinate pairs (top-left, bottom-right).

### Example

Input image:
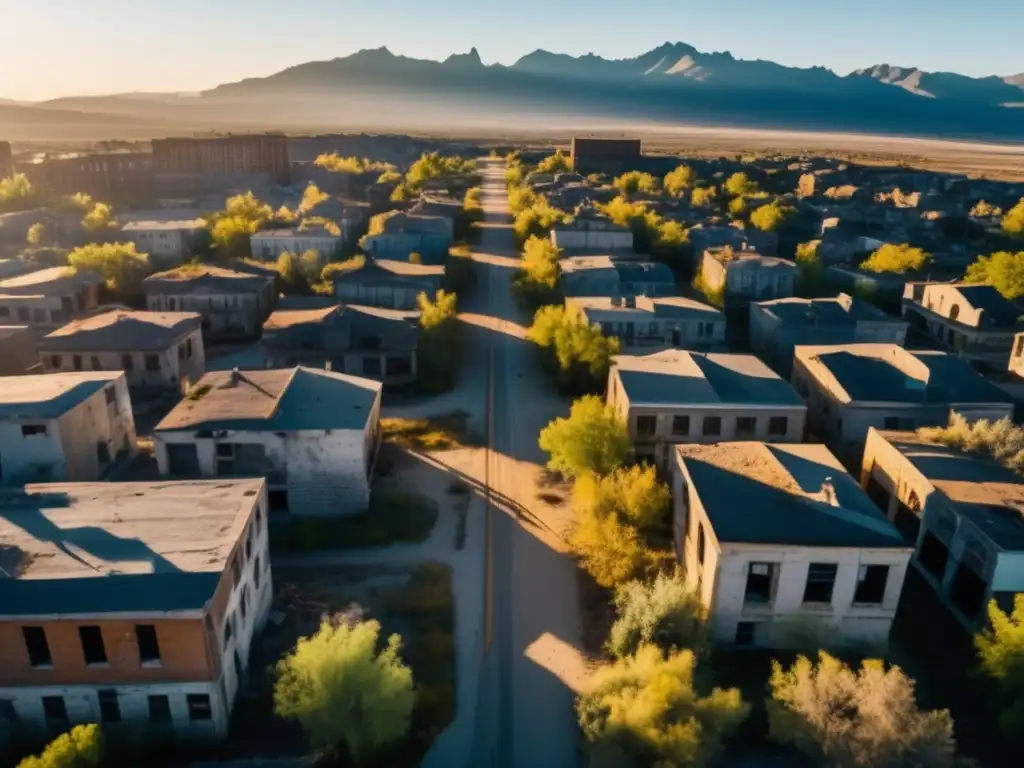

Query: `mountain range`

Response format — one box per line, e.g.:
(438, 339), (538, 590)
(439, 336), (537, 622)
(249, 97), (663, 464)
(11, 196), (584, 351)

(5, 42), (1024, 142)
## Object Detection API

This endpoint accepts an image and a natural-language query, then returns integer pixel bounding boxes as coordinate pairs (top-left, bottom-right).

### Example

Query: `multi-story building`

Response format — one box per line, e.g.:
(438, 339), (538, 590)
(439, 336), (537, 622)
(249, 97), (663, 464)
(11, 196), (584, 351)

(567, 295), (725, 351)
(750, 294), (909, 377)
(901, 282), (1024, 371)
(699, 246), (797, 309)
(0, 268), (103, 330)
(792, 343), (1014, 464)
(0, 479), (271, 747)
(569, 137), (642, 176)
(0, 141), (12, 180)
(559, 255), (675, 298)
(862, 428), (1024, 629)
(551, 207), (634, 252)
(120, 220), (209, 270)
(39, 310), (205, 395)
(361, 212), (453, 264)
(143, 265), (275, 342)
(0, 371), (136, 484)
(152, 134), (289, 184)
(672, 441), (912, 649)
(16, 153), (153, 204)
(607, 350), (806, 467)
(154, 367), (382, 516)
(332, 258), (443, 311)
(249, 227), (343, 264)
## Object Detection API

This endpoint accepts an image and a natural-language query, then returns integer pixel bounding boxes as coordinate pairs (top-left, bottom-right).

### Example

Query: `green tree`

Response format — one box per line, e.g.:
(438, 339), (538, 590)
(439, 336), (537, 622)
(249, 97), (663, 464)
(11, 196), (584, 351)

(613, 171), (660, 196)
(17, 724), (103, 768)
(964, 251), (1024, 299)
(750, 200), (793, 232)
(521, 235), (561, 288)
(608, 572), (708, 659)
(274, 616), (415, 763)
(536, 150), (574, 174)
(1002, 198), (1024, 236)
(208, 192), (273, 258)
(578, 645), (748, 767)
(691, 186), (718, 207)
(572, 499), (650, 588)
(417, 289), (460, 392)
(527, 305), (619, 392)
(574, 464), (669, 533)
(768, 652), (956, 768)
(67, 242), (151, 297)
(664, 165), (697, 198)
(297, 183), (329, 214)
(976, 595), (1024, 734)
(538, 395), (630, 478)
(724, 172), (758, 197)
(26, 222), (44, 246)
(861, 243), (931, 274)
(82, 202), (115, 232)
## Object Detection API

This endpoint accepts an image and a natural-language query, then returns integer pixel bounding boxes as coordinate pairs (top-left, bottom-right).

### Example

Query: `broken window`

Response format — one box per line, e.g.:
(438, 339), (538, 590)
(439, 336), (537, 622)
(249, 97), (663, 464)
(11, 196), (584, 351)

(803, 563), (838, 604)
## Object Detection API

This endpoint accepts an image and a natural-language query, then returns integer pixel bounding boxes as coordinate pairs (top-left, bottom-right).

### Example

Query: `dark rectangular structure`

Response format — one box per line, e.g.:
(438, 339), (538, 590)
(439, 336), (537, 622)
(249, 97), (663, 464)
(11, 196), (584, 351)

(152, 134), (290, 183)
(570, 137), (642, 176)
(16, 153), (153, 203)
(0, 142), (12, 180)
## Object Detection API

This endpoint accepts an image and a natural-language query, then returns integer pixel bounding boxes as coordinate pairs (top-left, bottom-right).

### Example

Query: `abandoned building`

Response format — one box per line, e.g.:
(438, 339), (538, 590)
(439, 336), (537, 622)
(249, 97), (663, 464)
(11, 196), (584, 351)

(331, 258), (443, 311)
(567, 295), (725, 351)
(0, 326), (40, 376)
(699, 247), (797, 309)
(120, 219), (209, 269)
(0, 267), (103, 330)
(248, 226), (344, 265)
(550, 206), (634, 252)
(559, 255), (675, 298)
(361, 212), (452, 263)
(15, 152), (154, 204)
(152, 134), (290, 184)
(569, 137), (642, 175)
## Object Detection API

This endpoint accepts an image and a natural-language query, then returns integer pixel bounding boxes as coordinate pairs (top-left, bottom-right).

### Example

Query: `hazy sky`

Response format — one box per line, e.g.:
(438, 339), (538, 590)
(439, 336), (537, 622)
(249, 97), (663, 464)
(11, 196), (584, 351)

(2, 0), (1022, 101)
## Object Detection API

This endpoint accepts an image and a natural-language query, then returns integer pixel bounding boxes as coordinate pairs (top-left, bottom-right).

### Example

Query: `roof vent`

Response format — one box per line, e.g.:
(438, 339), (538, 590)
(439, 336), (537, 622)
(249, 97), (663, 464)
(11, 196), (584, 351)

(820, 477), (838, 506)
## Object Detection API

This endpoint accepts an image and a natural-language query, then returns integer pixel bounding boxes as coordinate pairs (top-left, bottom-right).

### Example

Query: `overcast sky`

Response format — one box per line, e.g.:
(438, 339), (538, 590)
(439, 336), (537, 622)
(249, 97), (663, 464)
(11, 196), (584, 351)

(2, 0), (1022, 101)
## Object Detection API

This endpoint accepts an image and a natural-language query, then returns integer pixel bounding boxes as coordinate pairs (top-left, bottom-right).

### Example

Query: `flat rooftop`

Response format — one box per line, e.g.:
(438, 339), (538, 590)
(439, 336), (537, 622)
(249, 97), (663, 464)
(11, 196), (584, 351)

(121, 219), (205, 232)
(0, 371), (121, 420)
(795, 344), (1012, 405)
(251, 227), (340, 239)
(875, 430), (1024, 551)
(144, 264), (274, 294)
(40, 309), (202, 351)
(156, 366), (381, 432)
(706, 247), (795, 269)
(756, 294), (903, 327)
(569, 295), (722, 320)
(677, 442), (906, 548)
(613, 350), (804, 408)
(0, 266), (102, 296)
(0, 479), (263, 616)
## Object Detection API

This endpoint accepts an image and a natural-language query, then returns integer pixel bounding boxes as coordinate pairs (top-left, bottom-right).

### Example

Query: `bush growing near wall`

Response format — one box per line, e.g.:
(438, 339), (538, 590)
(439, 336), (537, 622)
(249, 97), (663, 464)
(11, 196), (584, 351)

(538, 395), (630, 479)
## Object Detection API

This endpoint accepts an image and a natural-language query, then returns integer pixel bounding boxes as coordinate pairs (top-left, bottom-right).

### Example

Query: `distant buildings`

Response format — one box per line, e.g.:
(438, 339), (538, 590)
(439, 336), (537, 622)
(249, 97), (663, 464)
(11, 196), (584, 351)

(570, 137), (642, 176)
(16, 153), (153, 204)
(672, 442), (911, 648)
(0, 141), (12, 179)
(862, 428), (1024, 629)
(154, 367), (382, 516)
(567, 295), (725, 351)
(608, 350), (806, 467)
(249, 227), (344, 264)
(121, 219), (209, 269)
(332, 258), (443, 311)
(699, 247), (797, 309)
(750, 294), (909, 378)
(559, 255), (675, 298)
(792, 344), (1014, 462)
(902, 282), (1024, 371)
(0, 326), (39, 376)
(143, 265), (275, 341)
(0, 478), (271, 743)
(0, 371), (136, 484)
(39, 310), (205, 395)
(0, 267), (103, 330)
(152, 134), (290, 184)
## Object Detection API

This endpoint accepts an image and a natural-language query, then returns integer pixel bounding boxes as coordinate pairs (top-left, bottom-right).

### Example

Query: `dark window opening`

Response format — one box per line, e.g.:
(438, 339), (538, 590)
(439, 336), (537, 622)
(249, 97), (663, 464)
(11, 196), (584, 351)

(950, 562), (987, 621)
(135, 624), (161, 664)
(21, 424), (47, 437)
(736, 416), (757, 438)
(42, 696), (68, 725)
(144, 354), (160, 372)
(362, 356), (382, 377)
(696, 522), (706, 565)
(865, 475), (891, 514)
(231, 553), (242, 586)
(745, 563), (774, 604)
(72, 355), (82, 371)
(269, 489), (289, 512)
(893, 502), (922, 544)
(122, 354), (134, 371)
(91, 356), (101, 370)
(636, 415), (657, 438)
(385, 356), (412, 376)
(735, 621), (756, 645)
(49, 355), (61, 368)
(187, 694), (213, 721)
(672, 415), (690, 436)
(98, 690), (121, 723)
(254, 554), (262, 589)
(803, 563), (838, 604)
(240, 586), (249, 620)
(702, 416), (722, 437)
(768, 416), (788, 437)
(23, 627), (51, 667)
(148, 695), (171, 724)
(854, 565), (889, 604)
(79, 625), (107, 665)
(96, 442), (111, 464)
(919, 531), (950, 582)
(883, 416), (900, 430)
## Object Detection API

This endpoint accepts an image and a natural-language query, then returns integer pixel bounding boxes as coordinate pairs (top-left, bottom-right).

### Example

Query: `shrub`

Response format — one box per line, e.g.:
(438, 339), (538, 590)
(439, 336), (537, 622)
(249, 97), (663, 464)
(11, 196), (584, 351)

(1002, 198), (1024, 236)
(26, 222), (44, 246)
(574, 464), (669, 533)
(608, 572), (708, 658)
(861, 243), (931, 274)
(964, 250), (1024, 299)
(664, 165), (697, 198)
(67, 242), (151, 297)
(578, 645), (747, 767)
(613, 171), (660, 196)
(691, 186), (718, 207)
(917, 413), (1024, 475)
(768, 652), (956, 767)
(975, 595), (1024, 734)
(17, 724), (104, 768)
(0, 173), (43, 212)
(536, 150), (573, 174)
(297, 183), (329, 214)
(538, 395), (630, 478)
(750, 200), (793, 232)
(724, 171), (759, 197)
(81, 202), (115, 232)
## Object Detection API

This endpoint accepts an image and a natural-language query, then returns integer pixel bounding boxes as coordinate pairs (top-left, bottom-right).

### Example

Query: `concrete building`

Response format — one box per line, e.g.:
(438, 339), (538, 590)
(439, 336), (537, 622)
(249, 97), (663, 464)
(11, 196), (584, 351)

(751, 294), (909, 378)
(249, 227), (343, 264)
(559, 255), (675, 298)
(143, 265), (275, 342)
(0, 141), (12, 180)
(0, 268), (103, 330)
(862, 428), (1024, 629)
(567, 295), (725, 351)
(0, 260), (35, 280)
(16, 153), (153, 204)
(152, 134), (289, 184)
(902, 283), (1024, 371)
(0, 371), (135, 485)
(699, 247), (797, 309)
(673, 442), (912, 648)
(262, 304), (418, 386)
(570, 137), (642, 176)
(608, 350), (806, 467)
(39, 310), (205, 395)
(120, 220), (209, 270)
(0, 479), (271, 748)
(0, 326), (40, 376)
(332, 258), (443, 311)
(551, 208), (634, 252)
(154, 367), (381, 516)
(793, 344), (1014, 464)
(362, 212), (452, 264)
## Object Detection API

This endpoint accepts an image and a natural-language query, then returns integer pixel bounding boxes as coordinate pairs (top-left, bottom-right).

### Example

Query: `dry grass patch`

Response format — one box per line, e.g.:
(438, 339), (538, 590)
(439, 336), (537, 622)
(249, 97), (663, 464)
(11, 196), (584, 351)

(381, 410), (481, 450)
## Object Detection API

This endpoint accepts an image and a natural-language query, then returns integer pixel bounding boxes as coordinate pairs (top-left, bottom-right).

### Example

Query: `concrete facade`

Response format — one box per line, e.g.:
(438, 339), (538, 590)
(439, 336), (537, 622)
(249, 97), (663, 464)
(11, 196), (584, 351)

(672, 442), (911, 649)
(154, 367), (382, 516)
(550, 222), (633, 252)
(152, 134), (289, 184)
(569, 295), (725, 352)
(249, 227), (343, 264)
(569, 137), (642, 176)
(0, 326), (40, 376)
(120, 220), (209, 269)
(700, 247), (797, 309)
(16, 153), (153, 204)
(559, 255), (675, 298)
(332, 259), (443, 311)
(0, 268), (103, 331)
(0, 371), (136, 485)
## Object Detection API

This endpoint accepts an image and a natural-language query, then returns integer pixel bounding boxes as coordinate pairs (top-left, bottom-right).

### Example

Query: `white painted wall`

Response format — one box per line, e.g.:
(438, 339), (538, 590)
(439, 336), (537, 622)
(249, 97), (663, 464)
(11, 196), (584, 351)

(551, 229), (633, 251)
(250, 232), (342, 262)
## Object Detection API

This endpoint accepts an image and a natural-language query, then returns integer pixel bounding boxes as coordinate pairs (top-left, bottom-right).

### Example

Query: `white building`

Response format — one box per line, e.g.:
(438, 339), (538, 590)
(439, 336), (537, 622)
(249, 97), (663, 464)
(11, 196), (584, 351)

(0, 371), (136, 485)
(0, 479), (271, 746)
(38, 310), (205, 395)
(608, 350), (806, 467)
(153, 367), (382, 516)
(672, 442), (912, 649)
(0, 267), (103, 330)
(249, 227), (343, 264)
(567, 295), (725, 351)
(699, 246), (797, 308)
(120, 220), (209, 269)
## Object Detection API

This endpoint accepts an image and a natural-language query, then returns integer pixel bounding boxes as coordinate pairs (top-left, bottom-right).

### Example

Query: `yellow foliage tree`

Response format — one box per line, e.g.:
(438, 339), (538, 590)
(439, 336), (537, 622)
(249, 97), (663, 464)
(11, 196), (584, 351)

(26, 222), (44, 246)
(750, 200), (793, 232)
(1002, 198), (1024, 236)
(82, 202), (115, 232)
(724, 172), (758, 197)
(536, 150), (574, 174)
(691, 186), (718, 207)
(538, 395), (630, 478)
(664, 165), (697, 198)
(17, 724), (103, 768)
(68, 242), (151, 296)
(613, 171), (660, 196)
(297, 183), (329, 214)
(976, 595), (1024, 733)
(861, 243), (931, 274)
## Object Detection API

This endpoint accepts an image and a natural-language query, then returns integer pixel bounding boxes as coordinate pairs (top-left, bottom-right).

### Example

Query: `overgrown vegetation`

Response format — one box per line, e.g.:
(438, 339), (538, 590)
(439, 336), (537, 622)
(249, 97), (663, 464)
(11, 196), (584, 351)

(527, 304), (619, 393)
(381, 411), (480, 451)
(664, 164), (697, 198)
(861, 242), (931, 274)
(749, 200), (793, 232)
(1002, 198), (1024, 236)
(207, 191), (273, 258)
(964, 250), (1024, 299)
(405, 152), (475, 192)
(538, 395), (630, 479)
(16, 724), (103, 768)
(67, 242), (151, 298)
(0, 173), (44, 213)
(508, 184), (571, 244)
(535, 150), (573, 174)
(315, 154), (393, 174)
(691, 186), (718, 207)
(724, 171), (760, 197)
(975, 595), (1024, 736)
(612, 170), (660, 196)
(81, 201), (116, 233)
(918, 413), (1024, 475)
(417, 289), (460, 393)
(608, 572), (708, 660)
(511, 235), (562, 309)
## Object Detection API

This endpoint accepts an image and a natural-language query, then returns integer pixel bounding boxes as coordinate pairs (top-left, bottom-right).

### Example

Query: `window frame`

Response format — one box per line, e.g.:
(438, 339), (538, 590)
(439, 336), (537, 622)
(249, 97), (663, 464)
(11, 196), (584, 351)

(187, 693), (213, 722)
(744, 562), (775, 605)
(148, 694), (172, 724)
(702, 415), (722, 437)
(803, 562), (839, 605)
(767, 416), (788, 437)
(98, 689), (121, 723)
(853, 564), (889, 605)
(22, 626), (52, 668)
(671, 414), (690, 437)
(78, 625), (108, 666)
(135, 624), (161, 665)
